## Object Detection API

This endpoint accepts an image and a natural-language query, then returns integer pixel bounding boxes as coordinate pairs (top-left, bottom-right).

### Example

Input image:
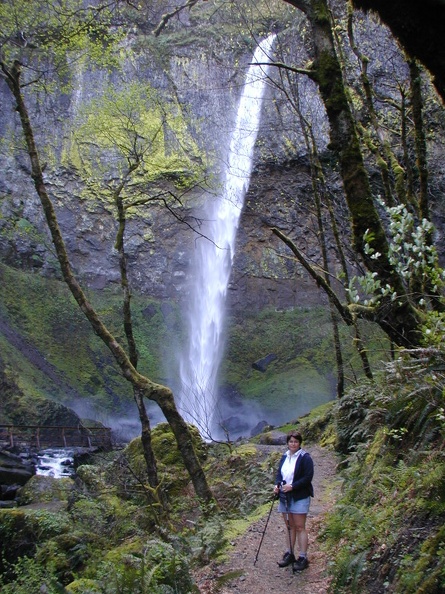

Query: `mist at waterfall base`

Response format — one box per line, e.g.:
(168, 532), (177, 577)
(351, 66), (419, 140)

(177, 36), (278, 440)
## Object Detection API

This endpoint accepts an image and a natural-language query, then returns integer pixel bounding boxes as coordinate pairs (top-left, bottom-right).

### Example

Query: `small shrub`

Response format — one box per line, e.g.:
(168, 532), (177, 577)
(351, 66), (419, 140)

(92, 538), (197, 593)
(0, 555), (60, 594)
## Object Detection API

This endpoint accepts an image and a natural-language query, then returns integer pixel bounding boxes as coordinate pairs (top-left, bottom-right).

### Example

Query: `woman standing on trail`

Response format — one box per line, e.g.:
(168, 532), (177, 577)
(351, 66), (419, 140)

(273, 430), (314, 572)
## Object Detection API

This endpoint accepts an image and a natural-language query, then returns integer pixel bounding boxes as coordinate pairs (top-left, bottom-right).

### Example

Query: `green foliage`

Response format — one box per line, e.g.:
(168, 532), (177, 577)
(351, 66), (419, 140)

(332, 381), (385, 453)
(0, 507), (71, 582)
(322, 350), (445, 593)
(69, 498), (111, 537)
(0, 555), (61, 594)
(347, 202), (445, 317)
(35, 532), (89, 583)
(0, 508), (70, 543)
(70, 82), (205, 192)
(186, 515), (227, 564)
(91, 539), (197, 594)
(379, 352), (445, 450)
(0, 0), (124, 78)
(397, 524), (445, 593)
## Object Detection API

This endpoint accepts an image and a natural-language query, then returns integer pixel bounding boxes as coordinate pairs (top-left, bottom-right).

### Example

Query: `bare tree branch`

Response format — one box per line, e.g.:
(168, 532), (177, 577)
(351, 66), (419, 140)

(152, 0), (201, 37)
(272, 226), (353, 326)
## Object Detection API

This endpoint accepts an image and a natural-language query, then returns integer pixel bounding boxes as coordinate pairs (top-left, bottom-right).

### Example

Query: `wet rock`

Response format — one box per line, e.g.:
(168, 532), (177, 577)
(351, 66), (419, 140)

(250, 421), (271, 437)
(0, 449), (35, 489)
(252, 353), (277, 372)
(257, 430), (287, 445)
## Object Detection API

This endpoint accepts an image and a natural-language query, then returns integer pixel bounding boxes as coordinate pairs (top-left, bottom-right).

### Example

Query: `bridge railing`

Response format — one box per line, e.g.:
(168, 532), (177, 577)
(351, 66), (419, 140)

(0, 424), (113, 450)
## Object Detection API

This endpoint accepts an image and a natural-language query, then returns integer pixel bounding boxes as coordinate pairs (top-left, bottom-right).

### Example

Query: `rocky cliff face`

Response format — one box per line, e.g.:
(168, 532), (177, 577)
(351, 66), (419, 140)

(0, 14), (329, 313)
(2, 5), (445, 320)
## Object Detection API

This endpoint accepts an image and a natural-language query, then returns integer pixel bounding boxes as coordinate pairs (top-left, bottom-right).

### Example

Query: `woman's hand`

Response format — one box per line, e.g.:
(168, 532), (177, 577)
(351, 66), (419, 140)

(273, 485), (279, 495)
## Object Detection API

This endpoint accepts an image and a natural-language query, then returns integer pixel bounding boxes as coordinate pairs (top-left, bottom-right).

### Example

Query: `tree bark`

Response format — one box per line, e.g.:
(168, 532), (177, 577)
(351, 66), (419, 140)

(114, 182), (169, 511)
(283, 0), (423, 347)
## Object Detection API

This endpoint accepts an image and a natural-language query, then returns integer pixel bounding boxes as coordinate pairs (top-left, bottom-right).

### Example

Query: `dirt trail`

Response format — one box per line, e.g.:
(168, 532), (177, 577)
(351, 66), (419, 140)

(195, 444), (338, 593)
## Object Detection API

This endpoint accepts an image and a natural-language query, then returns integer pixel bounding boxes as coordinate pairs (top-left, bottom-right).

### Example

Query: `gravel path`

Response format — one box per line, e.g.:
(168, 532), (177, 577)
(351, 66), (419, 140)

(194, 444), (338, 593)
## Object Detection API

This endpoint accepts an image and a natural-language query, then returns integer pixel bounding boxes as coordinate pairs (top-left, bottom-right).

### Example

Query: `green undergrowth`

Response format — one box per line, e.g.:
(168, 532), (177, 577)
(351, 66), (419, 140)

(321, 357), (445, 593)
(0, 419), (308, 593)
(3, 373), (444, 594)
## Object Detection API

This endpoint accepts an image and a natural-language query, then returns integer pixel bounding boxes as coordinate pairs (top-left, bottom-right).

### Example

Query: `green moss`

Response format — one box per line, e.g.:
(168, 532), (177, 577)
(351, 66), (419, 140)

(364, 426), (388, 467)
(232, 444), (257, 458)
(224, 499), (272, 543)
(65, 578), (101, 593)
(18, 476), (75, 505)
(315, 50), (349, 115)
(114, 423), (208, 501)
(0, 507), (71, 568)
(103, 537), (146, 564)
(0, 262), (182, 416)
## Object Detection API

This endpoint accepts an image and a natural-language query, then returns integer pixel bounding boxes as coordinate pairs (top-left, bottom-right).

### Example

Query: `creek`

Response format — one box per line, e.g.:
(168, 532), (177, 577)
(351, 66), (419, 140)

(36, 448), (75, 478)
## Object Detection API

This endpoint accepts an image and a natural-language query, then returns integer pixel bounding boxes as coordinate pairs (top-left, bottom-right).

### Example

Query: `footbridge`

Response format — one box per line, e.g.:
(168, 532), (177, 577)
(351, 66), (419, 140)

(0, 424), (113, 450)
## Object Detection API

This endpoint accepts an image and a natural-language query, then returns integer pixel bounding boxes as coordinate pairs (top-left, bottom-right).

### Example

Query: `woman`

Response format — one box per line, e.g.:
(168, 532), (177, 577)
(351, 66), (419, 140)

(273, 430), (314, 572)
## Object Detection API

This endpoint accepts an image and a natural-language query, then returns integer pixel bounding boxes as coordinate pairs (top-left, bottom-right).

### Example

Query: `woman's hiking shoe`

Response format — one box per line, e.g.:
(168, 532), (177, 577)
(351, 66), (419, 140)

(277, 551), (295, 567)
(292, 556), (309, 572)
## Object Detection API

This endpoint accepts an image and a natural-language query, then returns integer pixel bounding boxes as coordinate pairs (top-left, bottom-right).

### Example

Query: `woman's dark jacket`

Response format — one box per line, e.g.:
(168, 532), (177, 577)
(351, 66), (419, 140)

(275, 449), (314, 502)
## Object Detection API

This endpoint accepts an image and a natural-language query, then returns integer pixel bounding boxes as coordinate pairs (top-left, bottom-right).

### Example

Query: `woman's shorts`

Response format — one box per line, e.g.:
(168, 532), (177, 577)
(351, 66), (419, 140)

(277, 495), (311, 514)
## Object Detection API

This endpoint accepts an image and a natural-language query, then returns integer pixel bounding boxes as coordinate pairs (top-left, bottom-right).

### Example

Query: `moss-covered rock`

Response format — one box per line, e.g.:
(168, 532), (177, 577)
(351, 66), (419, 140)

(114, 423), (208, 500)
(65, 578), (102, 593)
(0, 506), (71, 572)
(18, 474), (75, 505)
(18, 475), (74, 505)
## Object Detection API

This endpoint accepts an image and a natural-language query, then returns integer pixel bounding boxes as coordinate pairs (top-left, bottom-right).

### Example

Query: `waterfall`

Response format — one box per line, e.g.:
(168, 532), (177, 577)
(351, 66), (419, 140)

(179, 35), (276, 437)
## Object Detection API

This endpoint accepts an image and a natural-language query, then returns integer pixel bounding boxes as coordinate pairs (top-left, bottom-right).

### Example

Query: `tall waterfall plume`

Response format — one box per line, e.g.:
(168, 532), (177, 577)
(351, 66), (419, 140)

(178, 35), (276, 437)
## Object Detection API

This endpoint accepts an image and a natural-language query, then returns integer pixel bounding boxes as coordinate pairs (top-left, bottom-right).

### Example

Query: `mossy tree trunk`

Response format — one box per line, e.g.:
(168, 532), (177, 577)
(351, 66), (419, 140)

(114, 182), (168, 512)
(2, 60), (215, 508)
(284, 0), (423, 347)
(291, 80), (347, 394)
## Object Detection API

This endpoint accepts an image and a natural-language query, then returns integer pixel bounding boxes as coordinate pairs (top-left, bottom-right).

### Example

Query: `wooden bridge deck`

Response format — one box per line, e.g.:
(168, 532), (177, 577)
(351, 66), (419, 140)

(0, 424), (112, 450)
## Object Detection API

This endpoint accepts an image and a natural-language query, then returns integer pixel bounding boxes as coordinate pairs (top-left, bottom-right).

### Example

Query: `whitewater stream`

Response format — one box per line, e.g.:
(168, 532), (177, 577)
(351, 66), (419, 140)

(36, 448), (75, 478)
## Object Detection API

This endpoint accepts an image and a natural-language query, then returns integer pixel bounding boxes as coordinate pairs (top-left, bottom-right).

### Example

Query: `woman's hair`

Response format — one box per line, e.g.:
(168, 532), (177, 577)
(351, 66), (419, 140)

(286, 430), (302, 444)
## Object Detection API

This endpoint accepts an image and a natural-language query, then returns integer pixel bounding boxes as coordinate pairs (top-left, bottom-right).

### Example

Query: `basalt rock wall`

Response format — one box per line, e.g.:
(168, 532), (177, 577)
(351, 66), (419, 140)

(0, 154), (330, 313)
(0, 18), (329, 313)
(1, 8), (445, 317)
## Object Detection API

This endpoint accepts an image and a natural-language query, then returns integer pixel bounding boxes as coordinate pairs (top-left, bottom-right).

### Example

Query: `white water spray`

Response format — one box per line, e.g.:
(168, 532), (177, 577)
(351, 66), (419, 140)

(179, 36), (276, 435)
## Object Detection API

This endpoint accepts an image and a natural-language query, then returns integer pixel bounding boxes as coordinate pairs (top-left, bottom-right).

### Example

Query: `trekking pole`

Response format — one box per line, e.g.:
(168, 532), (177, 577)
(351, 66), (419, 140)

(253, 494), (278, 566)
(285, 491), (293, 557)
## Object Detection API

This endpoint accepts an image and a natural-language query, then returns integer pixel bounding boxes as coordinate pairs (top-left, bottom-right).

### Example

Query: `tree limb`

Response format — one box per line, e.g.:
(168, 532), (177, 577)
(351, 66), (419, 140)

(152, 0), (200, 37)
(250, 61), (314, 77)
(271, 227), (353, 325)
